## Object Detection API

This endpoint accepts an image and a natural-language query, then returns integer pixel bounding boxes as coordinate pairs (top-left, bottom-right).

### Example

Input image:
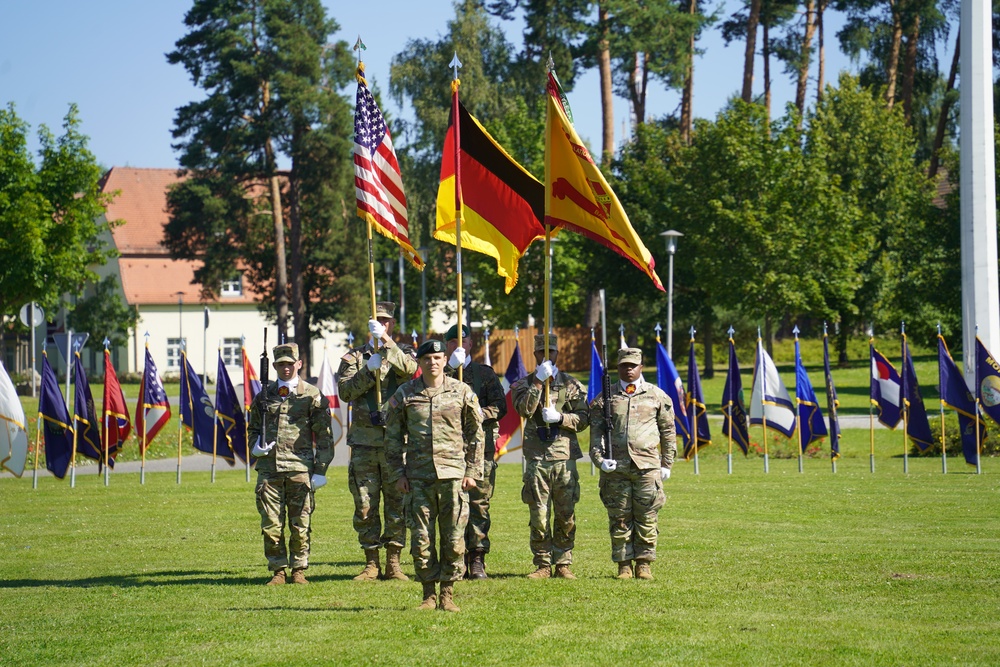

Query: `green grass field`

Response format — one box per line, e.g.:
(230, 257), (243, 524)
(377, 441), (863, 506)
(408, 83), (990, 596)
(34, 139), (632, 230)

(3, 433), (998, 666)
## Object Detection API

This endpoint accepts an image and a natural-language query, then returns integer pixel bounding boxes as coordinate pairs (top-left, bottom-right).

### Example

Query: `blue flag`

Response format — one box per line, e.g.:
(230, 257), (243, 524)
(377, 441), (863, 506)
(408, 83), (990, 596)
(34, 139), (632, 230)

(721, 337), (750, 455)
(686, 337), (711, 452)
(215, 354), (247, 463)
(793, 338), (827, 452)
(72, 351), (105, 466)
(587, 339), (604, 405)
(39, 354), (73, 479)
(655, 341), (691, 453)
(870, 344), (901, 428)
(975, 337), (1000, 429)
(180, 352), (232, 462)
(938, 335), (983, 466)
(823, 332), (842, 459)
(901, 334), (933, 451)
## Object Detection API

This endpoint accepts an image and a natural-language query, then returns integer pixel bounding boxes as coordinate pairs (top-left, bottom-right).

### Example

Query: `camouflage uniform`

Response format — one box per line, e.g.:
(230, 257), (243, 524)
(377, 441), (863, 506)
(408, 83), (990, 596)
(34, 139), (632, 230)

(589, 366), (676, 565)
(248, 376), (334, 573)
(386, 375), (484, 584)
(338, 337), (417, 552)
(446, 359), (506, 554)
(511, 338), (588, 570)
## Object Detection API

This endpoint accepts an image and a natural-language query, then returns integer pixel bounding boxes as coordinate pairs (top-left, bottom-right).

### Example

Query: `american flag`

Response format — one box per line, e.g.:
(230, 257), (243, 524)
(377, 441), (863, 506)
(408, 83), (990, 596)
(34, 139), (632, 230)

(354, 62), (423, 268)
(135, 346), (170, 452)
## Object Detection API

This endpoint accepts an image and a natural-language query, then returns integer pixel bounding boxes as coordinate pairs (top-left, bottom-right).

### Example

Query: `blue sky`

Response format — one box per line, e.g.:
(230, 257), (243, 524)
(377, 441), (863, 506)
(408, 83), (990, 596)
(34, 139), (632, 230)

(0, 0), (872, 171)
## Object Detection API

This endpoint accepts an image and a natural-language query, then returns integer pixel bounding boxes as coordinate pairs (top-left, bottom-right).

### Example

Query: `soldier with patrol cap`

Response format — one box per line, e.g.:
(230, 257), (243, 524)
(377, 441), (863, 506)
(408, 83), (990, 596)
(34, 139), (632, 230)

(386, 338), (484, 612)
(444, 323), (507, 579)
(511, 333), (589, 579)
(589, 347), (676, 580)
(338, 301), (418, 581)
(248, 342), (334, 585)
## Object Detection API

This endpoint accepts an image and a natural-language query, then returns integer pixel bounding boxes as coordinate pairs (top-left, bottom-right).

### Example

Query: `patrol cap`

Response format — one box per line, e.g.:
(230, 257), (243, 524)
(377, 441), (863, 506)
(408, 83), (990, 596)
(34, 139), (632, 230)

(617, 347), (643, 366)
(273, 343), (300, 364)
(534, 333), (559, 352)
(416, 339), (446, 358)
(445, 323), (471, 341)
(375, 302), (396, 319)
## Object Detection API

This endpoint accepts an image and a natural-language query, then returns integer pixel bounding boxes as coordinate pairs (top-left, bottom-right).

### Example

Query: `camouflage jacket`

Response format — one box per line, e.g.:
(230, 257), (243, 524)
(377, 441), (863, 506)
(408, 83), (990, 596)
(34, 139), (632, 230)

(248, 380), (334, 475)
(589, 380), (676, 471)
(385, 376), (485, 483)
(511, 371), (588, 461)
(445, 360), (507, 457)
(337, 340), (417, 448)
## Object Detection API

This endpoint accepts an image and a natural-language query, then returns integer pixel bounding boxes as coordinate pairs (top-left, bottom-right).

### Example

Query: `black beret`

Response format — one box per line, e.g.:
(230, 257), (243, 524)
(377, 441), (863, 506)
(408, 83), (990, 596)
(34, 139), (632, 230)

(416, 339), (445, 358)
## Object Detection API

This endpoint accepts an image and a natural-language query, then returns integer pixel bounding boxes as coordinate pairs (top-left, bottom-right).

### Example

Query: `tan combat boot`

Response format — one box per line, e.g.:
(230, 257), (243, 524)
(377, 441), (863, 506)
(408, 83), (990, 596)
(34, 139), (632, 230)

(384, 545), (409, 581)
(635, 560), (653, 580)
(353, 549), (382, 581)
(266, 568), (286, 585)
(526, 565), (551, 579)
(288, 568), (309, 584)
(617, 561), (633, 579)
(554, 564), (576, 580)
(469, 549), (487, 580)
(417, 582), (437, 610)
(438, 582), (460, 612)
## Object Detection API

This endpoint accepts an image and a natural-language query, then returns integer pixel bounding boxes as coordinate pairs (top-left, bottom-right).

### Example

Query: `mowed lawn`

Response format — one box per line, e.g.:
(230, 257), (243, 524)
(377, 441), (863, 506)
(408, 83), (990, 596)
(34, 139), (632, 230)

(2, 435), (998, 666)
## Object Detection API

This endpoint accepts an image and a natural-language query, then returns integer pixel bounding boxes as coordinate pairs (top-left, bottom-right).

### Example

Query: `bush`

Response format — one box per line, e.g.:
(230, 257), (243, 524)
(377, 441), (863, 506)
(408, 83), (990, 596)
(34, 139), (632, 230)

(909, 416), (1000, 457)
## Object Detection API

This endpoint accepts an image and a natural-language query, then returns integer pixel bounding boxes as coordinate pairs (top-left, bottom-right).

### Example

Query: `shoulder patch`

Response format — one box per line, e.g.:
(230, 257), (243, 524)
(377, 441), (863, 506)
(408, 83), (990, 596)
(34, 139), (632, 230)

(388, 394), (401, 409)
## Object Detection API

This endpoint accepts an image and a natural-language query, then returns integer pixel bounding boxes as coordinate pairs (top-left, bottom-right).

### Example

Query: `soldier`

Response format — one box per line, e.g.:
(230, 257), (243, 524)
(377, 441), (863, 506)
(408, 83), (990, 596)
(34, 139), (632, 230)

(248, 343), (334, 585)
(511, 333), (588, 579)
(444, 323), (507, 580)
(386, 339), (484, 612)
(589, 347), (676, 580)
(338, 301), (418, 581)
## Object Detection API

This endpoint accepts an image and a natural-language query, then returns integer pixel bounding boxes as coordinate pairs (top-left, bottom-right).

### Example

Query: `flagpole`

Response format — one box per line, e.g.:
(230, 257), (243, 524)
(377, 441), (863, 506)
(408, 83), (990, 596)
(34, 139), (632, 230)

(936, 325), (947, 474)
(599, 292), (608, 475)
(32, 409), (41, 489)
(825, 324), (837, 475)
(97, 345), (110, 488)
(793, 327), (803, 473)
(69, 347), (80, 489)
(901, 323), (909, 474)
(869, 330), (876, 474)
(177, 346), (186, 485)
(211, 346), (220, 483)
(243, 336), (251, 483)
(727, 328), (734, 475)
(690, 328), (700, 476)
(975, 325), (982, 474)
(450, 52), (466, 384)
(758, 329), (769, 474)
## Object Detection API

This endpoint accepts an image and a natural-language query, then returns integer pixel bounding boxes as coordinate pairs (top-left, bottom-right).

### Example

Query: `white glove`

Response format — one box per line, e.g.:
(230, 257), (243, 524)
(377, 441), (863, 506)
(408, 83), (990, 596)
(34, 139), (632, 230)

(366, 352), (382, 372)
(542, 405), (562, 424)
(660, 467), (671, 481)
(600, 459), (618, 473)
(551, 365), (560, 378)
(368, 319), (386, 339)
(311, 474), (327, 490)
(535, 360), (555, 382)
(449, 347), (467, 369)
(251, 437), (275, 457)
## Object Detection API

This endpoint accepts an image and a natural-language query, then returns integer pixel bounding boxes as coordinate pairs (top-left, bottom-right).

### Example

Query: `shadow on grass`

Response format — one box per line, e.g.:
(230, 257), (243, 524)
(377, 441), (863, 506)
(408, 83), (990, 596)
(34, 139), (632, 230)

(0, 569), (358, 588)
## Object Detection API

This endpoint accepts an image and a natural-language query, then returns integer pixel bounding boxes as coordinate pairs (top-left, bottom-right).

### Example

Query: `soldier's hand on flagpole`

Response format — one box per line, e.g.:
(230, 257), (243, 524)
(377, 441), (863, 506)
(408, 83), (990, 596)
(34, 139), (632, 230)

(449, 347), (466, 369)
(251, 437), (275, 457)
(461, 476), (477, 491)
(535, 360), (555, 382)
(366, 352), (383, 372)
(368, 319), (386, 340)
(310, 474), (327, 490)
(660, 467), (671, 481)
(396, 476), (410, 494)
(600, 459), (618, 472)
(542, 402), (562, 424)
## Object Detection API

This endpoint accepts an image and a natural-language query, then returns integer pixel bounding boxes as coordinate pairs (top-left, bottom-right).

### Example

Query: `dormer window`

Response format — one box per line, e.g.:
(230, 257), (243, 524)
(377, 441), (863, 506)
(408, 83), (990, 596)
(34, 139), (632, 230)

(221, 275), (242, 297)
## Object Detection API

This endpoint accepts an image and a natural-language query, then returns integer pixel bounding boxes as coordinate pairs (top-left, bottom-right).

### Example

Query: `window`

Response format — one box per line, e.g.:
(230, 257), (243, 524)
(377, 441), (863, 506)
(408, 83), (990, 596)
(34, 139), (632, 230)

(166, 338), (187, 369)
(221, 338), (242, 367)
(221, 275), (243, 297)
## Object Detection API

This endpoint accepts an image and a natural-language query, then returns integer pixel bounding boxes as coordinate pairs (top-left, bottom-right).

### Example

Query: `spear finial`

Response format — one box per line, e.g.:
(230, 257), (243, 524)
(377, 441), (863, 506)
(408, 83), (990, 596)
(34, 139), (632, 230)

(449, 52), (462, 81)
(727, 325), (735, 339)
(792, 325), (800, 339)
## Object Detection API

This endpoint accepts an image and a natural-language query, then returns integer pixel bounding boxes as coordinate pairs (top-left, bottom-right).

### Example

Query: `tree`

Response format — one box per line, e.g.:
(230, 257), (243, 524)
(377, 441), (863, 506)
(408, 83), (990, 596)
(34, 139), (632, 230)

(0, 103), (118, 319)
(67, 275), (139, 348)
(166, 0), (358, 373)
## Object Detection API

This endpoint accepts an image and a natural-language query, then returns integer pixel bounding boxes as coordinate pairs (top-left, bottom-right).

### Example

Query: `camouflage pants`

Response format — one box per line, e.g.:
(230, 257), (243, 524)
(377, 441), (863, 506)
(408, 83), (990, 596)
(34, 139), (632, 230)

(521, 459), (579, 567)
(406, 478), (470, 583)
(598, 462), (666, 563)
(348, 446), (405, 550)
(465, 459), (496, 553)
(255, 471), (314, 571)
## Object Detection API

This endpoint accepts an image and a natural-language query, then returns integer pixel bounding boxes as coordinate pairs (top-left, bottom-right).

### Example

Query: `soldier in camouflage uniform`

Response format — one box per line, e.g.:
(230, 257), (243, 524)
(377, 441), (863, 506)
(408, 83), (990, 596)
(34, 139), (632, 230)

(511, 333), (589, 579)
(444, 323), (507, 580)
(386, 339), (484, 612)
(337, 301), (418, 581)
(248, 343), (334, 585)
(589, 347), (676, 580)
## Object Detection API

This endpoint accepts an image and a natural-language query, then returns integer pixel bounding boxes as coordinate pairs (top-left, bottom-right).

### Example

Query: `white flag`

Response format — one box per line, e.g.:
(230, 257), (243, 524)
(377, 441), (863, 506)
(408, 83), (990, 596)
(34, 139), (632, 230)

(750, 339), (796, 437)
(317, 350), (349, 449)
(0, 360), (29, 477)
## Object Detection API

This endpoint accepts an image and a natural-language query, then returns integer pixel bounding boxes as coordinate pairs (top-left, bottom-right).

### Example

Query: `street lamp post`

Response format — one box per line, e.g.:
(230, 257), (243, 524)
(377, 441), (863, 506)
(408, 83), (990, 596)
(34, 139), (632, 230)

(659, 230), (683, 356)
(418, 246), (428, 338)
(382, 257), (394, 307)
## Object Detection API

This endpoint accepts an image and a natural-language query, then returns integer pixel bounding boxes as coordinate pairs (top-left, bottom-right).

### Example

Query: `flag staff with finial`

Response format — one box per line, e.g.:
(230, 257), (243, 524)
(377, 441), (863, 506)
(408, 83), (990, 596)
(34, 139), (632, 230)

(793, 325), (803, 474)
(726, 326), (735, 475)
(868, 325), (876, 474)
(102, 337), (112, 487)
(901, 321), (909, 475)
(688, 325), (700, 475)
(450, 50), (466, 383)
(937, 322), (947, 475)
(69, 337), (81, 489)
(757, 326), (769, 474)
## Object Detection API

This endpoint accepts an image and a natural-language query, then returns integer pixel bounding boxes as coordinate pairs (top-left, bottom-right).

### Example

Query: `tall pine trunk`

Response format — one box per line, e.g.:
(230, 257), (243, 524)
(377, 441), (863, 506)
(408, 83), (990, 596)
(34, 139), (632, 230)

(929, 30), (960, 179)
(287, 172), (308, 376)
(742, 0), (762, 103)
(885, 0), (903, 109)
(763, 21), (772, 120)
(795, 0), (817, 126)
(680, 0), (696, 143)
(599, 3), (615, 166)
(817, 0), (826, 103)
(901, 16), (920, 123)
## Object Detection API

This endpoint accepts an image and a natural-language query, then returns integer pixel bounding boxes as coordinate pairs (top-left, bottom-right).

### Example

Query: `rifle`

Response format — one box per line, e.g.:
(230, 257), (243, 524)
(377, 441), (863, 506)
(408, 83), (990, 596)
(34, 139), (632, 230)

(602, 343), (613, 460)
(258, 329), (270, 449)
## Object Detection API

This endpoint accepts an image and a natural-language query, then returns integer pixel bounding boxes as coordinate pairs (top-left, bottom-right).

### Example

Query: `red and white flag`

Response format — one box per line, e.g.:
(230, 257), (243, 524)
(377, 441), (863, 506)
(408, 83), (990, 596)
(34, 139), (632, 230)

(496, 341), (528, 458)
(317, 349), (349, 450)
(134, 346), (168, 452)
(105, 349), (134, 458)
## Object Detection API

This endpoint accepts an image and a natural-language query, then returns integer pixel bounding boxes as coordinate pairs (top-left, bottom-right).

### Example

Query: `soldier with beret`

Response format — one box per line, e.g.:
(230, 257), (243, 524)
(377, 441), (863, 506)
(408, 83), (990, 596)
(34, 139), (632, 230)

(337, 301), (418, 581)
(511, 333), (589, 579)
(248, 343), (334, 585)
(386, 339), (484, 612)
(444, 323), (507, 579)
(589, 347), (676, 580)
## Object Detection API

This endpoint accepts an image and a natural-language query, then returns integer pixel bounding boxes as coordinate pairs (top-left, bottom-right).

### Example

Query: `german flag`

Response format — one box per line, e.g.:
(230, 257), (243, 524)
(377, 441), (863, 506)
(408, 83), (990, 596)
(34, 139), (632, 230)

(435, 100), (544, 293)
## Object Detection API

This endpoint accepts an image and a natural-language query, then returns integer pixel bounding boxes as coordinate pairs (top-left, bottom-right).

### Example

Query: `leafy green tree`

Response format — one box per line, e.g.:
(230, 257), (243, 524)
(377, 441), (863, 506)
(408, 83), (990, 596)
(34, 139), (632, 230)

(0, 104), (117, 319)
(67, 276), (139, 348)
